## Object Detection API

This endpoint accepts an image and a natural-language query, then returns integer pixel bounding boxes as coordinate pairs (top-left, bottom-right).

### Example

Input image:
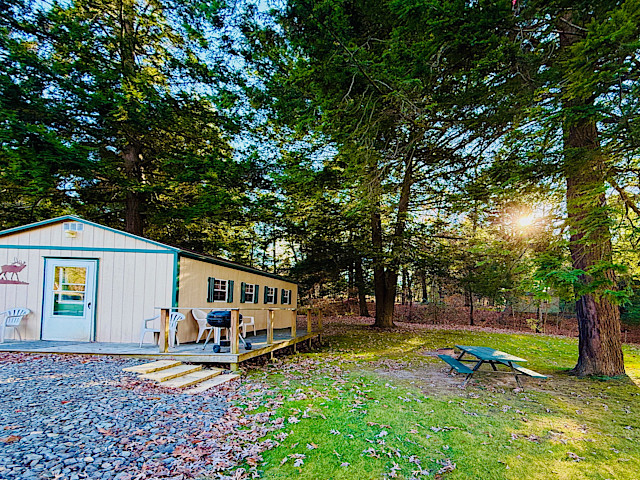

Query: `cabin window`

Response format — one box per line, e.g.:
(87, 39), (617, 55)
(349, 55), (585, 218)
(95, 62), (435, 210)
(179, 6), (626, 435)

(62, 222), (84, 232)
(265, 286), (277, 304)
(282, 289), (291, 305)
(207, 278), (234, 302)
(241, 283), (259, 303)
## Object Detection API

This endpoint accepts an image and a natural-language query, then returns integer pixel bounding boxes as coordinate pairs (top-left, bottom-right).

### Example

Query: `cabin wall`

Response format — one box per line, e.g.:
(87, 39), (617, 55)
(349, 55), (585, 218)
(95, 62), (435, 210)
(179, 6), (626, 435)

(177, 255), (298, 342)
(0, 223), (174, 342)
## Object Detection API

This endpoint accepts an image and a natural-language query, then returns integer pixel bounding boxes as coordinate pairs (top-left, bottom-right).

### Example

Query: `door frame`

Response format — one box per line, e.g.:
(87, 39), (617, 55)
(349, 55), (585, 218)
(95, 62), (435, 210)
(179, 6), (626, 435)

(41, 257), (99, 342)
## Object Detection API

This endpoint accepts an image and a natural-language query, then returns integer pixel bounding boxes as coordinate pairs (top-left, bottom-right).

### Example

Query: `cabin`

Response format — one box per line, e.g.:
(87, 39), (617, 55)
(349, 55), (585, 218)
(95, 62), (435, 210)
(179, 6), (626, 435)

(0, 216), (298, 345)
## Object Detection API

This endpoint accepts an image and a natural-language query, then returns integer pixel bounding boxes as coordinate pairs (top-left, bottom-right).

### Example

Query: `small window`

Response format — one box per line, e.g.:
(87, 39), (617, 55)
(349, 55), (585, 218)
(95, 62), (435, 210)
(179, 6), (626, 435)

(244, 284), (255, 303)
(63, 222), (84, 232)
(282, 289), (291, 305)
(207, 277), (233, 302)
(213, 279), (228, 301)
(265, 286), (277, 304)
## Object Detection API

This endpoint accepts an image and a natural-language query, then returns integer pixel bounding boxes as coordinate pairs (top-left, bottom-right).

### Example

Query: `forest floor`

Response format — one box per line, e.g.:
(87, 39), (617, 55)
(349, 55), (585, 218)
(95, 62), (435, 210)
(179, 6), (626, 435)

(235, 315), (640, 480)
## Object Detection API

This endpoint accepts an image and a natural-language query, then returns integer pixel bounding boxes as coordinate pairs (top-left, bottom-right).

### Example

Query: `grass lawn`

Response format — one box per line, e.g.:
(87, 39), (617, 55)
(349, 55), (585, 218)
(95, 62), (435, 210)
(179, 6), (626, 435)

(234, 319), (640, 480)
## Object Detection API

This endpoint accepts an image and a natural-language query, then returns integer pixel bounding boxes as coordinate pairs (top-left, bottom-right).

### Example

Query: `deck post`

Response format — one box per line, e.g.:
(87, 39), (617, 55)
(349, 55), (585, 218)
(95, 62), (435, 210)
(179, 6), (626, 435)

(267, 309), (274, 345)
(307, 310), (312, 333)
(230, 362), (239, 372)
(230, 309), (240, 355)
(159, 308), (169, 353)
(291, 309), (296, 339)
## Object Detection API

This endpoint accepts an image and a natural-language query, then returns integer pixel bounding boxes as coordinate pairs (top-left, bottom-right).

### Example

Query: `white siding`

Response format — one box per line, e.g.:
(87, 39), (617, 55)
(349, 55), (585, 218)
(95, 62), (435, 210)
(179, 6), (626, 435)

(0, 221), (174, 343)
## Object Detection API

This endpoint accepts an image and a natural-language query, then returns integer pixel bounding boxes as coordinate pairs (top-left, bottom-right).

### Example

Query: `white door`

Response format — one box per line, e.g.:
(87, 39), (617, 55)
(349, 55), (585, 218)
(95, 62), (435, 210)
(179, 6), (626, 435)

(42, 259), (97, 341)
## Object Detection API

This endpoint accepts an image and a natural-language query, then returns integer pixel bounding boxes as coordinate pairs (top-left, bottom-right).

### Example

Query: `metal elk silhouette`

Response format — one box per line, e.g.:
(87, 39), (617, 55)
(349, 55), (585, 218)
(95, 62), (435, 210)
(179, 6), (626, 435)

(0, 258), (27, 283)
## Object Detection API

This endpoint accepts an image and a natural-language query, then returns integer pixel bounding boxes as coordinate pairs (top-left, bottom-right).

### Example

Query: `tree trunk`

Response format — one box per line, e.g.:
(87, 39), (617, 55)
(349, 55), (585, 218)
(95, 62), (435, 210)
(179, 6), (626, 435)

(354, 257), (370, 317)
(468, 289), (474, 326)
(371, 149), (414, 328)
(372, 205), (396, 327)
(561, 15), (625, 377)
(419, 270), (428, 303)
(121, 3), (144, 236)
(123, 142), (144, 236)
(401, 268), (408, 305)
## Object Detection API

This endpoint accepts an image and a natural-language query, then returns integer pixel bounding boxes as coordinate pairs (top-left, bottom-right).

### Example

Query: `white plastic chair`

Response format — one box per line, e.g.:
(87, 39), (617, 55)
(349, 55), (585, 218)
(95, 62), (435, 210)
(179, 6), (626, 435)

(192, 308), (214, 343)
(242, 316), (256, 337)
(139, 312), (185, 348)
(0, 308), (30, 342)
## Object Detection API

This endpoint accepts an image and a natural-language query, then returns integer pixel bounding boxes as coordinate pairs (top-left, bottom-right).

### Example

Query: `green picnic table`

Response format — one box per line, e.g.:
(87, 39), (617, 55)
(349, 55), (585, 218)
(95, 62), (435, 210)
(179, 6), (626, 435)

(438, 344), (547, 388)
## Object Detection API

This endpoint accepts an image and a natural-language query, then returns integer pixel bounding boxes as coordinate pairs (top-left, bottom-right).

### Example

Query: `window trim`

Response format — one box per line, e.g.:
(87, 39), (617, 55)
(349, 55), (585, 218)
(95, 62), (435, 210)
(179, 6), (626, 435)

(265, 286), (277, 304)
(244, 283), (255, 303)
(212, 279), (228, 302)
(282, 289), (291, 305)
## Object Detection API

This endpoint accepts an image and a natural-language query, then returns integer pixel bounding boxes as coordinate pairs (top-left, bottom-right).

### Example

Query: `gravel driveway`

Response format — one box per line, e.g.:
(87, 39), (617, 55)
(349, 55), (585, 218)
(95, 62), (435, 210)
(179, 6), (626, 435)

(0, 353), (249, 480)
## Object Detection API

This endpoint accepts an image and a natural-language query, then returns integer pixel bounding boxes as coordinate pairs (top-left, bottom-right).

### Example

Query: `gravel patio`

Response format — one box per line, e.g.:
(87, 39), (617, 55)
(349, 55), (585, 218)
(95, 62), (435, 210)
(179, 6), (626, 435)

(0, 353), (281, 480)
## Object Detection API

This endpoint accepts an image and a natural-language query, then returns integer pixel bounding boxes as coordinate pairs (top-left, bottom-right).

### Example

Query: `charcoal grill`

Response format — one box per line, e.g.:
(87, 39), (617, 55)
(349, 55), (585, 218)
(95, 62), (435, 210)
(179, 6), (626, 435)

(206, 311), (252, 353)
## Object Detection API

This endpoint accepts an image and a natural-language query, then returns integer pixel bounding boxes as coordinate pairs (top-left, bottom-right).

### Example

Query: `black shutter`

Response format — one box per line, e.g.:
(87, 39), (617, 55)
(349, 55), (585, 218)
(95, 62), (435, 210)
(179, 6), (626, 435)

(274, 288), (278, 304)
(240, 282), (246, 303)
(264, 286), (269, 304)
(227, 280), (234, 303)
(207, 277), (216, 302)
(281, 288), (286, 304)
(254, 285), (259, 304)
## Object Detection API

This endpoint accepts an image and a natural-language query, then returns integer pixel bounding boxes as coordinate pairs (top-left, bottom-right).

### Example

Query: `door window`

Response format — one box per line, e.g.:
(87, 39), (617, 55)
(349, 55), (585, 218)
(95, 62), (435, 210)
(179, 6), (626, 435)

(52, 266), (87, 316)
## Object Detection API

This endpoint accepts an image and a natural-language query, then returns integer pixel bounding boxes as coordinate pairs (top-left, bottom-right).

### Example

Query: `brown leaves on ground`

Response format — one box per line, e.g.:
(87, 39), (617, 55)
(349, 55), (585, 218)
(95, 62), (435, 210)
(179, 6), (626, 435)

(0, 435), (21, 443)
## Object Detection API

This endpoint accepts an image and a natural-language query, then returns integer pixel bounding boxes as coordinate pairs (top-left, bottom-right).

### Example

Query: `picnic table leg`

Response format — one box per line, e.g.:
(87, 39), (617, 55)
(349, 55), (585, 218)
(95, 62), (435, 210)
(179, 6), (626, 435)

(507, 362), (524, 389)
(460, 360), (485, 387)
(490, 362), (498, 371)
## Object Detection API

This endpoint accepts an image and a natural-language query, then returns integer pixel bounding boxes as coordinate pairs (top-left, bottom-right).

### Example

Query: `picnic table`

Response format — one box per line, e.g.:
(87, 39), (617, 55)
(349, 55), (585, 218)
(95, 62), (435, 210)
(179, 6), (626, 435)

(438, 344), (547, 388)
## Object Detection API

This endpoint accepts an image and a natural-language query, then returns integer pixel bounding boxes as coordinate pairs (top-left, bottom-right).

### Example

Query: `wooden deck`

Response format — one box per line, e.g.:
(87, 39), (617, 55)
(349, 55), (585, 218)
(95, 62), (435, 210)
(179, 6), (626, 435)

(0, 327), (320, 368)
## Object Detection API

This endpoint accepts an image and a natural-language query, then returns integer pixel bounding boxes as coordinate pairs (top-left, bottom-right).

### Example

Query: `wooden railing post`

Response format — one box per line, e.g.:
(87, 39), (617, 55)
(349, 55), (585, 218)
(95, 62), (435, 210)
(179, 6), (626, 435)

(307, 309), (312, 334)
(159, 308), (169, 353)
(267, 309), (274, 345)
(291, 309), (296, 339)
(230, 309), (240, 354)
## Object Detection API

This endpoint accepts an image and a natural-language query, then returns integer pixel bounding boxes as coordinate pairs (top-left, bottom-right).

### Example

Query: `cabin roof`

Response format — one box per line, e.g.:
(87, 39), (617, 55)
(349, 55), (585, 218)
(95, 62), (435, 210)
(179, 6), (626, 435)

(0, 215), (295, 284)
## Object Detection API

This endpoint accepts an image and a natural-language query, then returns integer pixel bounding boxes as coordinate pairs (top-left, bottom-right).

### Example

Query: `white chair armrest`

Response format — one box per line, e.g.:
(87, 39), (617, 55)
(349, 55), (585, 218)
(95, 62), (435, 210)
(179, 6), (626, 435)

(144, 315), (160, 327)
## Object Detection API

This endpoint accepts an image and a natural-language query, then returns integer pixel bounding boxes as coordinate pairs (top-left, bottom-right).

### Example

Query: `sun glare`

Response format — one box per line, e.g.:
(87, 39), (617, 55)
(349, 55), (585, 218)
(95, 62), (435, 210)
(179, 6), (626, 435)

(518, 215), (534, 227)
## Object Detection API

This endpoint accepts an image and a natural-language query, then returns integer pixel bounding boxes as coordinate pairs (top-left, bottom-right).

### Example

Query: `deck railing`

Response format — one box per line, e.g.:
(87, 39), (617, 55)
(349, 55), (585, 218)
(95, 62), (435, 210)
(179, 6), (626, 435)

(154, 306), (323, 355)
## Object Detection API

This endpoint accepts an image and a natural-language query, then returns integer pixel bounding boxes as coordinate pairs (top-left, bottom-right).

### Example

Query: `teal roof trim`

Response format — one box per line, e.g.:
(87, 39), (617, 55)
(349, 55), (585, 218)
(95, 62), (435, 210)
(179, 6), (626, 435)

(0, 215), (179, 252)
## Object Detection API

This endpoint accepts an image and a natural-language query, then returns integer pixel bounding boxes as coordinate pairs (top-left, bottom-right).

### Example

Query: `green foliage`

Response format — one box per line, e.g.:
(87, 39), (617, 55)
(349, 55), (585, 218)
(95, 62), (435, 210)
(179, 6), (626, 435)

(0, 0), (257, 256)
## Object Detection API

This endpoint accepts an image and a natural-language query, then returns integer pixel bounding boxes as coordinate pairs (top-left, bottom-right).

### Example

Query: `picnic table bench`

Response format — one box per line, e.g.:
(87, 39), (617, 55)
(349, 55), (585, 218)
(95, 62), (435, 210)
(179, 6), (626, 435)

(438, 344), (547, 388)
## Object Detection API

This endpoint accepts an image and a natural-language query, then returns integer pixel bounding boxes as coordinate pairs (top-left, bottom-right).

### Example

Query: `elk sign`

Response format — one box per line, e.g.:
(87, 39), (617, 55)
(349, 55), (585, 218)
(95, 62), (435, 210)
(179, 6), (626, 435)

(0, 258), (28, 285)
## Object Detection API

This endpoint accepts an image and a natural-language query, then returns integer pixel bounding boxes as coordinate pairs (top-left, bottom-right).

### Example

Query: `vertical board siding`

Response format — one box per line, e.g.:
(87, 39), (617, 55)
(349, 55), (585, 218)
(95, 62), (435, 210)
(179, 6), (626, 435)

(177, 255), (298, 342)
(0, 222), (174, 343)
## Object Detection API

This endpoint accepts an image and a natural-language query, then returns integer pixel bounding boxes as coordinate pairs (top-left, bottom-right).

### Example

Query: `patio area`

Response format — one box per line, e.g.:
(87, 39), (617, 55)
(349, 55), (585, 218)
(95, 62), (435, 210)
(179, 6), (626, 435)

(0, 327), (320, 368)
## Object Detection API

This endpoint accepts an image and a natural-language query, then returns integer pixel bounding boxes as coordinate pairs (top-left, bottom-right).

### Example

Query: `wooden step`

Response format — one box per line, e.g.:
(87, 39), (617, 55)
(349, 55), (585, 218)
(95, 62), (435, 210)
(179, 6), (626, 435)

(184, 374), (241, 394)
(162, 368), (223, 389)
(141, 364), (202, 382)
(123, 360), (182, 374)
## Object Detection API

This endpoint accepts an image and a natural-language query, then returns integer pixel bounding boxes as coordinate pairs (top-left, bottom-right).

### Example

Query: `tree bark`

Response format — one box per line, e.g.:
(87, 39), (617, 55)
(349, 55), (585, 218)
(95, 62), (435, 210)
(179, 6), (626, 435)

(419, 270), (428, 303)
(372, 204), (396, 327)
(354, 256), (370, 317)
(371, 151), (414, 328)
(123, 142), (144, 235)
(121, 2), (144, 236)
(561, 15), (625, 376)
